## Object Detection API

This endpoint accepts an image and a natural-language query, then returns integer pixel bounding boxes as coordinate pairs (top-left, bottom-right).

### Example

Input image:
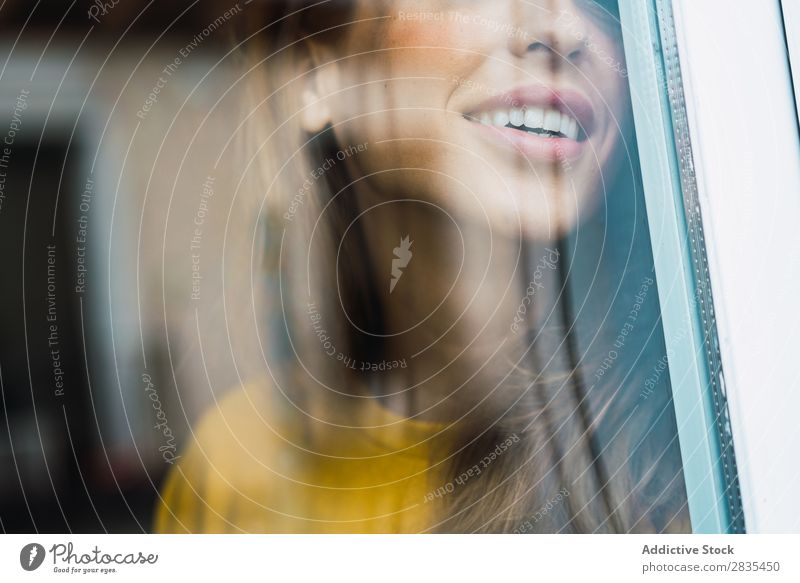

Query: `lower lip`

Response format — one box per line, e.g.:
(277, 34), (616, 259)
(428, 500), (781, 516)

(467, 120), (586, 162)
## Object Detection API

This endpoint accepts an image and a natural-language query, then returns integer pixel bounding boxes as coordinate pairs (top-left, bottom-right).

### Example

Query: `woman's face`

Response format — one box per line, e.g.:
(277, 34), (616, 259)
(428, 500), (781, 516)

(308, 0), (628, 238)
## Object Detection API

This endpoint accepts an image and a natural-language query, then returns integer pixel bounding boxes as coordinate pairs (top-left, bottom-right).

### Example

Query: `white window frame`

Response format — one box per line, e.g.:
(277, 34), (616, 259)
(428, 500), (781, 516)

(671, 0), (800, 533)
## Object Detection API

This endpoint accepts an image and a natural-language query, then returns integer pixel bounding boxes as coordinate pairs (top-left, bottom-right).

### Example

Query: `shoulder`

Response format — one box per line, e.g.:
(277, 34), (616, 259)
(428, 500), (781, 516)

(153, 382), (446, 533)
(153, 382), (291, 533)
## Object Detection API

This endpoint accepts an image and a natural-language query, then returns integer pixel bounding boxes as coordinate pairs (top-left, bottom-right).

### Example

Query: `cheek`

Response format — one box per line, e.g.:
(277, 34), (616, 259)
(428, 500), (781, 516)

(381, 1), (474, 48)
(331, 21), (486, 172)
(378, 6), (490, 76)
(589, 36), (629, 114)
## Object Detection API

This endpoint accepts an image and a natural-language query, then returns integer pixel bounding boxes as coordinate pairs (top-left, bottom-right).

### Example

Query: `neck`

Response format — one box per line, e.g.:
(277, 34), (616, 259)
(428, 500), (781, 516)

(352, 188), (547, 421)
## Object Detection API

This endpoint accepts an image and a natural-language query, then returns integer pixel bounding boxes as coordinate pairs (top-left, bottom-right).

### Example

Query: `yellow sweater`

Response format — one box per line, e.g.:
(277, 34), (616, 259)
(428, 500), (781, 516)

(154, 383), (444, 533)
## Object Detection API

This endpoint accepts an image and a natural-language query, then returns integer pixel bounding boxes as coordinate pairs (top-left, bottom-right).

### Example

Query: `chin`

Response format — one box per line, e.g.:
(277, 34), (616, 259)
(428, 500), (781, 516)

(475, 175), (598, 240)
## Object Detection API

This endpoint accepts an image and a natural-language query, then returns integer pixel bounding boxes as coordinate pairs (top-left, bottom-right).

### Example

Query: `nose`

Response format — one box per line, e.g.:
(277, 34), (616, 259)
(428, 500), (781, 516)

(507, 0), (587, 65)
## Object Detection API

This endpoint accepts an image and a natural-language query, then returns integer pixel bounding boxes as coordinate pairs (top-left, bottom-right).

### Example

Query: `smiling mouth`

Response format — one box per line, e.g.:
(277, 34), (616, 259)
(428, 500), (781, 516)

(465, 106), (585, 141)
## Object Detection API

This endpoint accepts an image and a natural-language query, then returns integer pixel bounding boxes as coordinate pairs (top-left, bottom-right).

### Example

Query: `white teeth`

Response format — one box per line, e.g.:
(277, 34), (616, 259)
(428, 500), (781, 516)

(559, 114), (572, 137)
(567, 118), (579, 140)
(542, 110), (562, 133)
(474, 106), (581, 140)
(493, 110), (510, 127)
(524, 107), (544, 129)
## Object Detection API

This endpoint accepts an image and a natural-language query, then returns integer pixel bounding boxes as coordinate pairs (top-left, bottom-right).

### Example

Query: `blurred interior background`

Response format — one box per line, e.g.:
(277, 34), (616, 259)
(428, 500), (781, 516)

(0, 0), (251, 532)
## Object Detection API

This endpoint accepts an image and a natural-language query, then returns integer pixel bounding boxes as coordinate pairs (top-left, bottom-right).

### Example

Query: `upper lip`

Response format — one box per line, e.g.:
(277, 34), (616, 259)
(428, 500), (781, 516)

(462, 84), (596, 138)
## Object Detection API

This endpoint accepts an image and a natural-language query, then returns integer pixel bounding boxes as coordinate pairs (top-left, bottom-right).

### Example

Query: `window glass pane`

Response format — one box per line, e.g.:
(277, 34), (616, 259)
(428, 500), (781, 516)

(211, 0), (699, 534)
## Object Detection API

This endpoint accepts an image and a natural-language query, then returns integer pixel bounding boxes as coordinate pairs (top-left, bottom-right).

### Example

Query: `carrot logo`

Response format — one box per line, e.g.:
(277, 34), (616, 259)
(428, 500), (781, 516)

(20, 543), (45, 571)
(390, 236), (413, 293)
